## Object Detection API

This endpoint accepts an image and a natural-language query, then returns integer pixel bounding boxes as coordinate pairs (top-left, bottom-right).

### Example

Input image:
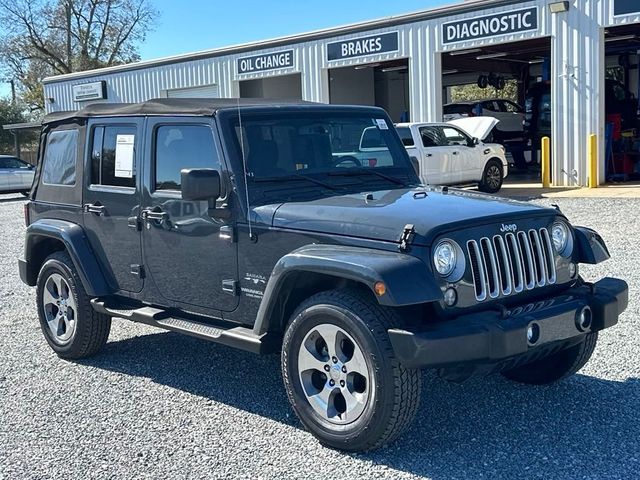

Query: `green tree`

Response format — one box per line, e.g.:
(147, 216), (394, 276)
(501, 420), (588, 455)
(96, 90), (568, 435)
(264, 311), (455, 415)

(0, 99), (37, 155)
(449, 79), (520, 104)
(0, 0), (158, 112)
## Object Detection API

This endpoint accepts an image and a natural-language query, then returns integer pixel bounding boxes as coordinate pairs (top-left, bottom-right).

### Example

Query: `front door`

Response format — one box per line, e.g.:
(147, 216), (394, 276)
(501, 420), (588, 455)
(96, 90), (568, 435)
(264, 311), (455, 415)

(440, 125), (476, 184)
(141, 118), (238, 312)
(83, 119), (144, 293)
(419, 126), (451, 185)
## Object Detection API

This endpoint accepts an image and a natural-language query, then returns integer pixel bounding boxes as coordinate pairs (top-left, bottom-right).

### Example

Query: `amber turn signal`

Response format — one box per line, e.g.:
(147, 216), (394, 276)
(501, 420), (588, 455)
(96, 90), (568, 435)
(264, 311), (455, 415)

(374, 281), (386, 296)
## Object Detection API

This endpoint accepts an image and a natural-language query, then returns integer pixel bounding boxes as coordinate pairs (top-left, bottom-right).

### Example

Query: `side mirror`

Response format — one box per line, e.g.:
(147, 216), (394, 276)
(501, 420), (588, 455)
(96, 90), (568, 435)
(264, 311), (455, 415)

(471, 137), (480, 147)
(181, 168), (220, 201)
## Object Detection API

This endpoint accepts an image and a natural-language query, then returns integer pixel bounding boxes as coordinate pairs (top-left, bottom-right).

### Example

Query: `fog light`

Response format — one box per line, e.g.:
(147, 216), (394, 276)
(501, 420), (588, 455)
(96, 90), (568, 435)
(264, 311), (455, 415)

(443, 287), (457, 307)
(576, 306), (592, 332)
(527, 323), (540, 345)
(569, 263), (577, 278)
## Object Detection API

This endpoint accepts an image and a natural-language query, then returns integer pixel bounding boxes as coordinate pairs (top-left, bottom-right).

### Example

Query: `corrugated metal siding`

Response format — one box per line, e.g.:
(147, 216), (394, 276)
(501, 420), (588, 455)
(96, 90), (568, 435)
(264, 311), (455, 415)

(43, 0), (640, 186)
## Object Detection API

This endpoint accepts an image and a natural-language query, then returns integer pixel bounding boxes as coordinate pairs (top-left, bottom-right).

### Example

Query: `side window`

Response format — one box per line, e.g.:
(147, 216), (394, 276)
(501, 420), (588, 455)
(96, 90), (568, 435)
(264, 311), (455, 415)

(155, 125), (219, 192)
(0, 157), (29, 168)
(419, 127), (440, 148)
(42, 130), (78, 186)
(90, 125), (137, 188)
(441, 127), (470, 147)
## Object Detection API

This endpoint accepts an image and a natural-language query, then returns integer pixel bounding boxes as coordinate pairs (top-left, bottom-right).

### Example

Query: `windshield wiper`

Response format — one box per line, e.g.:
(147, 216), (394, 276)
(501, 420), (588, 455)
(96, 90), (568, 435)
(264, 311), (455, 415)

(328, 168), (408, 186)
(254, 173), (339, 191)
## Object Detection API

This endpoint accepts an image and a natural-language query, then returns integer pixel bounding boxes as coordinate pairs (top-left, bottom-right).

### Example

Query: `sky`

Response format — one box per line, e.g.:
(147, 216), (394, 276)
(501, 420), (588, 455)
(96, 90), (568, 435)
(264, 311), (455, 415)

(1, 0), (452, 99)
(139, 0), (450, 60)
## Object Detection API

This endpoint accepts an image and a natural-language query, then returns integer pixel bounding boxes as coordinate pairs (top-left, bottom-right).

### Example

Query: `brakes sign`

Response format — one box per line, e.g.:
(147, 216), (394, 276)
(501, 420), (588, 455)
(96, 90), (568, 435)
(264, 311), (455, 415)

(327, 32), (399, 61)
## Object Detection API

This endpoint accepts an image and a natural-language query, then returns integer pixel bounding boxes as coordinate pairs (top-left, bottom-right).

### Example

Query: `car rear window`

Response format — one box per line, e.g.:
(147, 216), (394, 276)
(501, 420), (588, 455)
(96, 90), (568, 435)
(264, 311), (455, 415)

(42, 130), (78, 186)
(395, 127), (414, 146)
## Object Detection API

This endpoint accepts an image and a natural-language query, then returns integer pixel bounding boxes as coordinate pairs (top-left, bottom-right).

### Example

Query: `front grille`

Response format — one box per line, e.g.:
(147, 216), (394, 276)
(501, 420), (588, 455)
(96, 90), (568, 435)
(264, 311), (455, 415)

(467, 229), (556, 302)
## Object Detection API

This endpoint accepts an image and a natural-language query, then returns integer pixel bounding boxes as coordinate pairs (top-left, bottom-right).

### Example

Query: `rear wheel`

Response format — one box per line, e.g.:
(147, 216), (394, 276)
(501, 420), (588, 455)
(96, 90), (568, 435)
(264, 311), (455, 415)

(36, 251), (111, 359)
(501, 333), (598, 385)
(479, 159), (504, 193)
(281, 289), (421, 452)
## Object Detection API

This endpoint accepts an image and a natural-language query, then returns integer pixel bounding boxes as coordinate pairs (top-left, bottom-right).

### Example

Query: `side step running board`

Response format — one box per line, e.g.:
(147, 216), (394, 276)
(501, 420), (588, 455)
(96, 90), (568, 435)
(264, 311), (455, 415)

(90, 299), (276, 354)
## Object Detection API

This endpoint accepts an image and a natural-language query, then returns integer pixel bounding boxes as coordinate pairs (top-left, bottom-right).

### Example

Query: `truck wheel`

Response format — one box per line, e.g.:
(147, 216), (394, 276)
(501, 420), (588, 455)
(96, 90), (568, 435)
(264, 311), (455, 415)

(36, 251), (111, 359)
(281, 289), (421, 452)
(479, 159), (503, 193)
(501, 333), (598, 385)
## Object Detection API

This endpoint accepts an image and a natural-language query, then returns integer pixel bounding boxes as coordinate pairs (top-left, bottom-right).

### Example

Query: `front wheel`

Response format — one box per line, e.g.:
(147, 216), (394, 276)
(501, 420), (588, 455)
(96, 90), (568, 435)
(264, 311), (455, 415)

(281, 289), (421, 452)
(501, 333), (598, 385)
(478, 159), (504, 193)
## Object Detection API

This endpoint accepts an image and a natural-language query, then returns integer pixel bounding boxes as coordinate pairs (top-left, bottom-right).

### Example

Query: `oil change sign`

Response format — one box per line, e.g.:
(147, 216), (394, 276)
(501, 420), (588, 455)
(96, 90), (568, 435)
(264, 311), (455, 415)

(614, 0), (640, 16)
(442, 7), (538, 45)
(237, 50), (294, 74)
(327, 32), (399, 61)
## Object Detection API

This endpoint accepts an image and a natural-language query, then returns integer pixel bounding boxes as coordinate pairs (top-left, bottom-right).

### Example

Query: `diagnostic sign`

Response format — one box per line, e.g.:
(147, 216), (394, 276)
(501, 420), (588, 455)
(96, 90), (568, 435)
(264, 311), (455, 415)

(237, 50), (294, 74)
(442, 7), (538, 45)
(327, 32), (399, 61)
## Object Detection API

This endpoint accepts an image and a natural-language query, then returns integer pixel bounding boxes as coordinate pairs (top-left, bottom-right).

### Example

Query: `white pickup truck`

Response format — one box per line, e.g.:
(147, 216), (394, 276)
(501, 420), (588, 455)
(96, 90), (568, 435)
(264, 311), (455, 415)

(395, 117), (509, 193)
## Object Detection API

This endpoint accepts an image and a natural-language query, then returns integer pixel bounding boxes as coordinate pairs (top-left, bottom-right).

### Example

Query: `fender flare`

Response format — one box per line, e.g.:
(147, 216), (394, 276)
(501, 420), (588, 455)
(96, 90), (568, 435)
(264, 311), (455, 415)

(22, 219), (112, 296)
(253, 244), (442, 335)
(574, 226), (610, 264)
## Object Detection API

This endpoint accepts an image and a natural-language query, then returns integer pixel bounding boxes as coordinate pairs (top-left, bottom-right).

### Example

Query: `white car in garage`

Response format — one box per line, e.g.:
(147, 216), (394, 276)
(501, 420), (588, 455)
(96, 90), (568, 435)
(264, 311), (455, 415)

(443, 99), (525, 141)
(0, 155), (35, 196)
(395, 117), (508, 193)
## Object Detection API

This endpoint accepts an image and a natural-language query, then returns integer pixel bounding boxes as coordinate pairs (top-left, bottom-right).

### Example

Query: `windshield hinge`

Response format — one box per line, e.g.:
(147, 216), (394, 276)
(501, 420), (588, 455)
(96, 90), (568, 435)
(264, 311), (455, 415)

(398, 224), (416, 252)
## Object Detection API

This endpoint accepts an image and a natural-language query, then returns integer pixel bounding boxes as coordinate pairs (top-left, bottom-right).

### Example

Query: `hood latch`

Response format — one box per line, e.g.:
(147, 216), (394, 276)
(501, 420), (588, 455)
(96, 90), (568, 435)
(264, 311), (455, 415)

(399, 224), (416, 252)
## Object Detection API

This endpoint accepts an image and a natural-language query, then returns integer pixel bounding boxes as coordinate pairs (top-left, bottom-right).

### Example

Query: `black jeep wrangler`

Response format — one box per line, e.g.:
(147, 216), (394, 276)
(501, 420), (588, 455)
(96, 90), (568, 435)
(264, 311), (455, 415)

(20, 99), (627, 452)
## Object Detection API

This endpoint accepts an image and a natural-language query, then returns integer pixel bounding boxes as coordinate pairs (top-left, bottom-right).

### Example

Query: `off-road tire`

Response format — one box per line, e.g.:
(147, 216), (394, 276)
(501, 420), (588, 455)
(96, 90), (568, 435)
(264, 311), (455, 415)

(36, 251), (111, 359)
(501, 333), (598, 385)
(281, 288), (421, 452)
(479, 159), (504, 193)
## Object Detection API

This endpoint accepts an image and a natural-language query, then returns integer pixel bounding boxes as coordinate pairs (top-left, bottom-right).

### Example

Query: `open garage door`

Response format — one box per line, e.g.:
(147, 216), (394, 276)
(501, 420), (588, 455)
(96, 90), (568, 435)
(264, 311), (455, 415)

(239, 73), (303, 100)
(441, 37), (551, 177)
(329, 59), (410, 122)
(604, 24), (640, 181)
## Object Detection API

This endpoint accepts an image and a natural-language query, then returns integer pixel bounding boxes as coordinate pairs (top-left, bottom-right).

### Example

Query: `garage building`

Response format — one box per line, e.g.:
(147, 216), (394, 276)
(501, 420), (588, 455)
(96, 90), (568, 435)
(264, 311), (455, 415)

(42, 0), (640, 187)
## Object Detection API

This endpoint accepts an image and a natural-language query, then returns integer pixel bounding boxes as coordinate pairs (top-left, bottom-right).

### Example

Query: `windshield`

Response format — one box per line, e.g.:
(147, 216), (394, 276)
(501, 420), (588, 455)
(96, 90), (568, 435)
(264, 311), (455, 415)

(224, 112), (416, 186)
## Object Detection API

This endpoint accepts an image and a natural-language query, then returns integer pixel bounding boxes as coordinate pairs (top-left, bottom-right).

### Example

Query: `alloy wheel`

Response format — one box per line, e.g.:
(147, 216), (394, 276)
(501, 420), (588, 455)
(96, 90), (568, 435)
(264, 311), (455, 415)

(297, 323), (370, 425)
(42, 273), (77, 344)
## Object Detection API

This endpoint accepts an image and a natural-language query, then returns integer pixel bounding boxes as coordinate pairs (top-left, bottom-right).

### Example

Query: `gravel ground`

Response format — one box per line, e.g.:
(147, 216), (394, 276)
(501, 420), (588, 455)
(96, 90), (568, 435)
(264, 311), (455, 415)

(0, 193), (638, 479)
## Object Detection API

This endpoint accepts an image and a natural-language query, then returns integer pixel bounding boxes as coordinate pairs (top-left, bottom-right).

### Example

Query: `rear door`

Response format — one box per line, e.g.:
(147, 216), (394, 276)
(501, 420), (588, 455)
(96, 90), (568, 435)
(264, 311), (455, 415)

(140, 117), (238, 312)
(82, 119), (144, 293)
(497, 100), (524, 132)
(0, 158), (12, 191)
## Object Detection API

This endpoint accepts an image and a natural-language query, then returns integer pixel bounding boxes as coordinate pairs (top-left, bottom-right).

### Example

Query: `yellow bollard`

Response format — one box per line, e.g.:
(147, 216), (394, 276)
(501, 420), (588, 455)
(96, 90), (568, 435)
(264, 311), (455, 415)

(541, 136), (551, 188)
(588, 134), (598, 188)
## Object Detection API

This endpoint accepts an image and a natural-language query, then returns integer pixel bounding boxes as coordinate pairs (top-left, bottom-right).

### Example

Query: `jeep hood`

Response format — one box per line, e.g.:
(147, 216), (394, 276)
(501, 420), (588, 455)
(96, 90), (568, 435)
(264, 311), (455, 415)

(448, 116), (499, 141)
(270, 187), (555, 246)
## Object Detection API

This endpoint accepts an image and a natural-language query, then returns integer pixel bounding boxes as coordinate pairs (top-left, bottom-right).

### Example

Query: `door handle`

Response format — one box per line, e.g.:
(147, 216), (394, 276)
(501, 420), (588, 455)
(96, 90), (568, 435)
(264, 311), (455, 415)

(84, 203), (106, 216)
(425, 153), (433, 158)
(141, 209), (169, 222)
(452, 151), (460, 156)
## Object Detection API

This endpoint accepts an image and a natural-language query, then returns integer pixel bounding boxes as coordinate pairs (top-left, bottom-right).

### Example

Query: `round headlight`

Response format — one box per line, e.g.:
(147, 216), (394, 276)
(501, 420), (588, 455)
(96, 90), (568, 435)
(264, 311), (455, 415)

(434, 241), (457, 276)
(552, 222), (570, 255)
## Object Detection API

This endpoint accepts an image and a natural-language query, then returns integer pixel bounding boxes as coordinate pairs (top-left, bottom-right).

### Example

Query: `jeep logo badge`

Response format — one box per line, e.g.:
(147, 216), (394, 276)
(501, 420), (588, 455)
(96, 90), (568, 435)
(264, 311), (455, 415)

(500, 223), (518, 233)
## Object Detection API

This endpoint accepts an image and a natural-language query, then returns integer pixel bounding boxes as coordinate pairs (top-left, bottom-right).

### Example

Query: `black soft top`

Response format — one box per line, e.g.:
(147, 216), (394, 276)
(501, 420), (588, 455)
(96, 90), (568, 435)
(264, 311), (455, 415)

(42, 98), (316, 125)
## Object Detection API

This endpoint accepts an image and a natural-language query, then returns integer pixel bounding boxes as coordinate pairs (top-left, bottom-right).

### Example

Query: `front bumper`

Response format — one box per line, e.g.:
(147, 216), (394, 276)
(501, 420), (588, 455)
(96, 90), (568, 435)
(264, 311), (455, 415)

(389, 277), (628, 369)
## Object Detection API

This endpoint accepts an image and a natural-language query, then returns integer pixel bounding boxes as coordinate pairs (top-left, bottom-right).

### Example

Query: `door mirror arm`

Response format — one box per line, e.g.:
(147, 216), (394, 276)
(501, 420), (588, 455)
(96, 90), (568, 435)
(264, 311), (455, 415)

(207, 197), (232, 220)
